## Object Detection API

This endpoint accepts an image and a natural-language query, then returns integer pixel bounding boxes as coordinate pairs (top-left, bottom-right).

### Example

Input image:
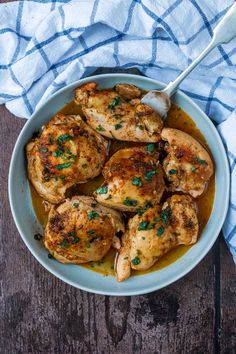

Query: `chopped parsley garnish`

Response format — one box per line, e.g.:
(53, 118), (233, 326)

(156, 226), (165, 237)
(89, 237), (100, 244)
(196, 157), (207, 164)
(52, 150), (69, 160)
(154, 217), (161, 222)
(142, 237), (146, 240)
(123, 197), (138, 206)
(131, 257), (141, 265)
(47, 137), (53, 145)
(138, 125), (144, 130)
(38, 147), (48, 153)
(60, 239), (68, 248)
(91, 202), (97, 208)
(113, 114), (122, 120)
(55, 162), (72, 170)
(114, 123), (122, 130)
(137, 201), (153, 215)
(147, 223), (156, 230)
(144, 170), (157, 181)
(96, 124), (105, 132)
(55, 148), (75, 160)
(87, 229), (95, 235)
(191, 166), (196, 173)
(34, 233), (43, 241)
(48, 253), (54, 259)
(96, 185), (108, 194)
(72, 237), (80, 244)
(68, 231), (76, 238)
(88, 210), (99, 220)
(160, 207), (171, 225)
(57, 134), (73, 144)
(138, 221), (149, 231)
(60, 176), (65, 180)
(108, 96), (121, 109)
(132, 176), (142, 187)
(168, 169), (178, 175)
(146, 144), (155, 154)
(73, 202), (79, 208)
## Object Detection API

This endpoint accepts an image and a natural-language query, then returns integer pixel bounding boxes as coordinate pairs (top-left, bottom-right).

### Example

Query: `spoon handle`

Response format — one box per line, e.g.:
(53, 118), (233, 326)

(163, 3), (236, 97)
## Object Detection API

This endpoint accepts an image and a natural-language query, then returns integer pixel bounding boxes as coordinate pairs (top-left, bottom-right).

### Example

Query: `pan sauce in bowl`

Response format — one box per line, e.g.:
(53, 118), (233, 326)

(30, 101), (215, 277)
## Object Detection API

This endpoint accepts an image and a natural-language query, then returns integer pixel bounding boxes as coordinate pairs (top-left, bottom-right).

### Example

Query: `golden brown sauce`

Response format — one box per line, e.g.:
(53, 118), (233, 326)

(30, 101), (215, 277)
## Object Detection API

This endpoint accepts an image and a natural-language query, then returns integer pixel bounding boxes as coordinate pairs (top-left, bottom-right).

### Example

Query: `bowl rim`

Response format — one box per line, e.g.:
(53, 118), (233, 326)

(8, 73), (230, 296)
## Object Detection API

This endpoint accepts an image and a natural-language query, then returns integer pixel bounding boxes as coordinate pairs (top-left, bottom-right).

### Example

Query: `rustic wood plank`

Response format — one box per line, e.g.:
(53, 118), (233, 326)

(220, 239), (236, 354)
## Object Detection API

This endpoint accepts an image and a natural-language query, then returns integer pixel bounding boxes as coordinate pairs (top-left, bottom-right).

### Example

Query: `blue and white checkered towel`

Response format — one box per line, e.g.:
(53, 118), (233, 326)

(1, 0), (236, 263)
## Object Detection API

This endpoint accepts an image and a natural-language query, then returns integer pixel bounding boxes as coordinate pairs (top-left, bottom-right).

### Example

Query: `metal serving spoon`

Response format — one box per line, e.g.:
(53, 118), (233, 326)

(141, 3), (236, 118)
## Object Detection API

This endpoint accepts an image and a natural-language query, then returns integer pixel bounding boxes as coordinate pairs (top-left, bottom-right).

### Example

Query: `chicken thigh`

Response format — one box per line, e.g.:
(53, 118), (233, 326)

(161, 128), (214, 197)
(26, 114), (108, 203)
(74, 82), (163, 142)
(44, 196), (124, 264)
(115, 194), (198, 281)
(94, 145), (165, 212)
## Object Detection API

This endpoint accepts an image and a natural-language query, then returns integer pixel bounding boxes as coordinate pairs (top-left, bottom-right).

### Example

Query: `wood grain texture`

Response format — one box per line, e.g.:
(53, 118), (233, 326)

(0, 68), (235, 354)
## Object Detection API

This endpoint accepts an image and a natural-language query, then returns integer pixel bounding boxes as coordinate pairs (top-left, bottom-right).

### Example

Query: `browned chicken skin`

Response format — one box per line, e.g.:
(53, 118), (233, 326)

(26, 114), (108, 203)
(94, 145), (165, 212)
(44, 196), (124, 264)
(115, 195), (198, 282)
(161, 128), (214, 197)
(74, 82), (163, 142)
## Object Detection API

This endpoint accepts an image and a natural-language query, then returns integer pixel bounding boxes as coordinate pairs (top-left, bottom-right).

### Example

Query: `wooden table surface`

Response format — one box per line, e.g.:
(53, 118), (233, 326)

(0, 68), (236, 354)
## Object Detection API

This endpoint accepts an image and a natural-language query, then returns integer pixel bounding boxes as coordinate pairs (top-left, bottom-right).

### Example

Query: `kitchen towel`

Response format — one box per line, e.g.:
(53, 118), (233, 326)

(0, 0), (236, 263)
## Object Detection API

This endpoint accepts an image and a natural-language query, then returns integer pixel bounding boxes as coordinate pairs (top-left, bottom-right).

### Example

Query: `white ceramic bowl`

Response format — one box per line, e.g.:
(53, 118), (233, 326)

(8, 74), (230, 295)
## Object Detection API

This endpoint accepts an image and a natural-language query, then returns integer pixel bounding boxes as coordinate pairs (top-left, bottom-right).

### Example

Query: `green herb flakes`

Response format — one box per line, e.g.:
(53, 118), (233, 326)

(123, 197), (138, 207)
(137, 201), (153, 215)
(96, 124), (105, 132)
(168, 169), (178, 175)
(34, 233), (43, 241)
(57, 134), (73, 144)
(47, 137), (53, 145)
(138, 221), (149, 231)
(72, 237), (80, 244)
(60, 239), (68, 248)
(113, 114), (122, 120)
(114, 123), (122, 130)
(146, 144), (155, 154)
(156, 226), (165, 237)
(108, 96), (121, 109)
(88, 210), (99, 220)
(131, 257), (141, 265)
(96, 186), (108, 194)
(73, 202), (79, 208)
(160, 208), (170, 225)
(87, 229), (95, 235)
(38, 147), (48, 153)
(55, 162), (71, 170)
(132, 176), (142, 187)
(144, 170), (157, 181)
(196, 157), (207, 164)
(191, 166), (196, 173)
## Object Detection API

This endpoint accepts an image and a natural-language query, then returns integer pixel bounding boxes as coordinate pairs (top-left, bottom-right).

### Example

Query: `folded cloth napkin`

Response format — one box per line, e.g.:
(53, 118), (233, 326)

(1, 0), (236, 262)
